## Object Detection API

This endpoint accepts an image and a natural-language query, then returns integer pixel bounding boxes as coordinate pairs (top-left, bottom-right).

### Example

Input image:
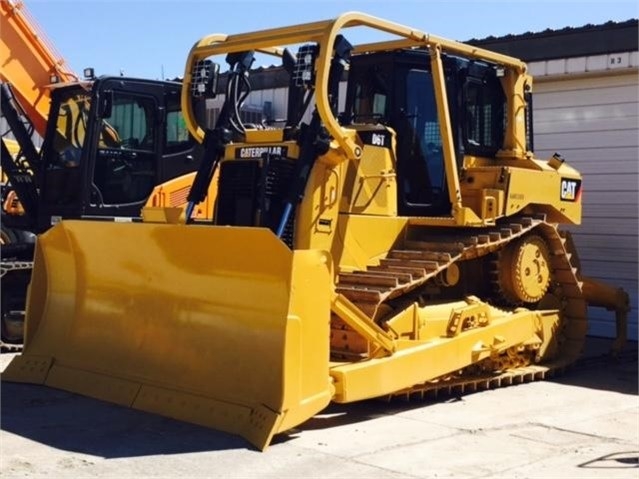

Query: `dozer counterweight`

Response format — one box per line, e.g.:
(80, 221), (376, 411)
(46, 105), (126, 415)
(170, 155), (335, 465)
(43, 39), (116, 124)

(3, 12), (628, 450)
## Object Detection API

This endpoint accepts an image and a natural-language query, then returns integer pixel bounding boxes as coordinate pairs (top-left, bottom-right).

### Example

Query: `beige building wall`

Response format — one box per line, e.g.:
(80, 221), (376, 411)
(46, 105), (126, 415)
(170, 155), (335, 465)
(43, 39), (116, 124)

(530, 55), (638, 338)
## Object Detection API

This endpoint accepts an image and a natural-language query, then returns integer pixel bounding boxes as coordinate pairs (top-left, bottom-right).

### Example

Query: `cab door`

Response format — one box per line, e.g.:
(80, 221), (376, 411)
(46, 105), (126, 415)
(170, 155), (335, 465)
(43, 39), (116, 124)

(84, 78), (166, 218)
(394, 63), (451, 217)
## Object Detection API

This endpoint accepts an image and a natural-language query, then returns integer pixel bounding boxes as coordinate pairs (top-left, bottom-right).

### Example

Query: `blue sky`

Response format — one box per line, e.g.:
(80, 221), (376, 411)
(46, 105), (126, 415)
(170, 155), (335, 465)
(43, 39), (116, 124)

(26, 0), (639, 80)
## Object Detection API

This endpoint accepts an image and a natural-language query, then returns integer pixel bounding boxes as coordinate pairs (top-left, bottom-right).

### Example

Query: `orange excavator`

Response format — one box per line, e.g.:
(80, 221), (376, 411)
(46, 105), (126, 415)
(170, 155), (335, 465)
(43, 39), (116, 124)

(0, 0), (214, 347)
(0, 0), (77, 136)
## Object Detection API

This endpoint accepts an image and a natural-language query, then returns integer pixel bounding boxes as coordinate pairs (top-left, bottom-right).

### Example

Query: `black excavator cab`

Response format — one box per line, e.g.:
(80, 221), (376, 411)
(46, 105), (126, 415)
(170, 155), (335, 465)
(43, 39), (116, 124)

(1, 77), (199, 346)
(36, 77), (198, 231)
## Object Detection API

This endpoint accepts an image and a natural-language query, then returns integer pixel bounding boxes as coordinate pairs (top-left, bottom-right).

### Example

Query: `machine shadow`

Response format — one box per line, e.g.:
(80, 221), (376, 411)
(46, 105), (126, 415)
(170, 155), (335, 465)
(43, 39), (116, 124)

(551, 338), (638, 395)
(2, 339), (634, 456)
(0, 381), (252, 457)
(551, 353), (638, 395)
(280, 394), (461, 439)
(285, 339), (638, 438)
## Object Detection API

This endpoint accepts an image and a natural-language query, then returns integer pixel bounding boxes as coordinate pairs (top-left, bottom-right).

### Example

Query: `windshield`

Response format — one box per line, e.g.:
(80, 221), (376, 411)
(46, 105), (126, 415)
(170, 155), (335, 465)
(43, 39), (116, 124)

(349, 67), (390, 123)
(103, 93), (155, 151)
(49, 89), (91, 167)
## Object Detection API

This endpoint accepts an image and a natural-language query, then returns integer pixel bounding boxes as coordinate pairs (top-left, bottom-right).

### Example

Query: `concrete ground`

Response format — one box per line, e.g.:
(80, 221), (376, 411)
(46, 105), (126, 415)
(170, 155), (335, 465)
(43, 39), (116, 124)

(0, 338), (637, 479)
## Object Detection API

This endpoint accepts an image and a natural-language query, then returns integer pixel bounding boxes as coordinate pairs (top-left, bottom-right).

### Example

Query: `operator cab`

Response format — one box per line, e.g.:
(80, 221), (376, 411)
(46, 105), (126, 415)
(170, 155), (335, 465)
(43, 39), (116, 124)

(38, 77), (197, 230)
(344, 50), (506, 218)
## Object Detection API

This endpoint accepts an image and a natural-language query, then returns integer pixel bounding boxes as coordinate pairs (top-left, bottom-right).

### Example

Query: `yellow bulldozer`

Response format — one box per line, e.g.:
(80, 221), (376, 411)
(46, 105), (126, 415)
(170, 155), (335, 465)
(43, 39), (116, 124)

(3, 12), (630, 450)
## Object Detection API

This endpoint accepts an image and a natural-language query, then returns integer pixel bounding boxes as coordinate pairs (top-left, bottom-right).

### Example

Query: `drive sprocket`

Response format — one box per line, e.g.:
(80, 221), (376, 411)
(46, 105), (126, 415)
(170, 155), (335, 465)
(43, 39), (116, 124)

(494, 234), (551, 304)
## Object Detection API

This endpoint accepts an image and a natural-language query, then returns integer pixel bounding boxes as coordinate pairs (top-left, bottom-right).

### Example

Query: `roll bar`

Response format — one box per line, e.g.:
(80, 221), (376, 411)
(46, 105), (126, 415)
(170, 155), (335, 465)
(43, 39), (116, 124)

(181, 11), (529, 160)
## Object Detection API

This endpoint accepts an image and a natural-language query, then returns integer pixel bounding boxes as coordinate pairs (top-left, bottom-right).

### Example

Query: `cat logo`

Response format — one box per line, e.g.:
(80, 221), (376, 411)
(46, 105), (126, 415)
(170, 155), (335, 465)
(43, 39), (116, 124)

(235, 146), (287, 159)
(560, 178), (581, 202)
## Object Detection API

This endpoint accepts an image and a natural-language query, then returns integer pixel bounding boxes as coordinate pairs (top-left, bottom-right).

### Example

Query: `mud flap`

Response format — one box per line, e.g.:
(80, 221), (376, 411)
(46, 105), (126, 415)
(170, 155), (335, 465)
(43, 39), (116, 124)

(2, 221), (334, 450)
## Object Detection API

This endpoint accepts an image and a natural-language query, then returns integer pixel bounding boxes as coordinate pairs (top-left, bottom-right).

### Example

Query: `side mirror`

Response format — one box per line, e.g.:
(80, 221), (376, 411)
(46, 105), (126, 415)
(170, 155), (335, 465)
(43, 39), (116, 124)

(191, 60), (220, 99)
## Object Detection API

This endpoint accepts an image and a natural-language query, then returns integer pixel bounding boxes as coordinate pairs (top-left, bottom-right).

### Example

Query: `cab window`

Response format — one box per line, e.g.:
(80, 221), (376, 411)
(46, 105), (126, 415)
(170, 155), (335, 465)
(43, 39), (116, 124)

(103, 94), (155, 151)
(402, 69), (445, 204)
(463, 77), (505, 156)
(350, 68), (390, 123)
(165, 100), (191, 153)
(49, 90), (91, 168)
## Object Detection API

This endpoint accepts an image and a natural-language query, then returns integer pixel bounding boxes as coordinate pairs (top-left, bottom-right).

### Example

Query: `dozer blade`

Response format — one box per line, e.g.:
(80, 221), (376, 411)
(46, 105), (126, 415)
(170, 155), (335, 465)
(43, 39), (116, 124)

(2, 221), (334, 450)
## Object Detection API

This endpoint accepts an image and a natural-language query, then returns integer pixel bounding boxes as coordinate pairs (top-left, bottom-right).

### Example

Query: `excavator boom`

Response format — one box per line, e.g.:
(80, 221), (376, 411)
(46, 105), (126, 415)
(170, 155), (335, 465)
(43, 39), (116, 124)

(0, 0), (77, 136)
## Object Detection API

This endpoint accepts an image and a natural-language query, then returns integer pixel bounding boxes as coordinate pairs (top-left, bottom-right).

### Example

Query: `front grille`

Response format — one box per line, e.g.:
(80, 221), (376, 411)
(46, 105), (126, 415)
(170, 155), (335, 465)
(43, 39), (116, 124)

(215, 155), (296, 247)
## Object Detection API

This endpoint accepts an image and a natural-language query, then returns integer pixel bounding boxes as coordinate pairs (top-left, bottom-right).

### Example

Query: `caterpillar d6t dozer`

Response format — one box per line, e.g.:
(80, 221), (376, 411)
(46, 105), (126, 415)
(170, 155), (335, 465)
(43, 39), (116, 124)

(4, 12), (629, 450)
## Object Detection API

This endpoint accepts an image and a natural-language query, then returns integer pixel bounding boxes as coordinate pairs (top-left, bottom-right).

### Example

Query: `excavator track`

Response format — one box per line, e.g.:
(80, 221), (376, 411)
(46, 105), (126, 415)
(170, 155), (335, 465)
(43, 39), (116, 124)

(0, 260), (33, 278)
(0, 261), (31, 352)
(0, 341), (23, 353)
(333, 215), (588, 397)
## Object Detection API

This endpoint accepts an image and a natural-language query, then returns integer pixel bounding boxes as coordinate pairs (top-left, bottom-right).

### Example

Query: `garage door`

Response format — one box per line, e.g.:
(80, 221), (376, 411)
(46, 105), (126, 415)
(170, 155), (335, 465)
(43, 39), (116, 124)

(534, 72), (638, 339)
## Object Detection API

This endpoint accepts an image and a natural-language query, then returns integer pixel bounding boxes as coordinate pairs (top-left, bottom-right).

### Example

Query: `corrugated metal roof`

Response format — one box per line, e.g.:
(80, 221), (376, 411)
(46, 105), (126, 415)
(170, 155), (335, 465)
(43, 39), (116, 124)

(194, 19), (638, 89)
(467, 19), (638, 61)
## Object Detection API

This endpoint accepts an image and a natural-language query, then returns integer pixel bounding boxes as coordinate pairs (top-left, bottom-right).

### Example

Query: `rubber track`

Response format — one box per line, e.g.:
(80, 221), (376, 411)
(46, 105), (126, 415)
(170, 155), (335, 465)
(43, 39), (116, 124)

(333, 215), (588, 396)
(0, 260), (33, 278)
